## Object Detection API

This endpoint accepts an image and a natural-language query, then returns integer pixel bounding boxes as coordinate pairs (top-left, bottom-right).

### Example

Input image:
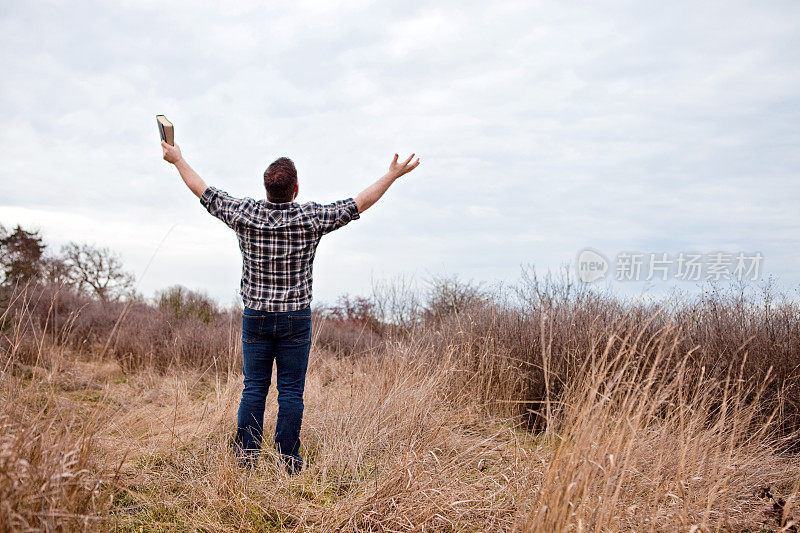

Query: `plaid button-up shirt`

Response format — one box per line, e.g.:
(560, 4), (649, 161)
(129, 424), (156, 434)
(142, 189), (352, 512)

(200, 186), (360, 311)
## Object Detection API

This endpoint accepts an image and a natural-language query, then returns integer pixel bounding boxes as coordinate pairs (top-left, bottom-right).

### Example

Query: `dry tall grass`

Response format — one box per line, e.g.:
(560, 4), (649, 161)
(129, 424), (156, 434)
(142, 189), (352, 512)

(1, 277), (799, 531)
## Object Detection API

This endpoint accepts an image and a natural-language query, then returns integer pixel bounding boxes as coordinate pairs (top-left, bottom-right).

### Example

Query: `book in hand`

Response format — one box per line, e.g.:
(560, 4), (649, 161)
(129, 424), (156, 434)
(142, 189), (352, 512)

(156, 115), (174, 146)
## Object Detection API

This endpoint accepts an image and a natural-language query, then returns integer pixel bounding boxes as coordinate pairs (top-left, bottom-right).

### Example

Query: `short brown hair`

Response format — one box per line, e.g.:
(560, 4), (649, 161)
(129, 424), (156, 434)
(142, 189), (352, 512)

(263, 157), (297, 202)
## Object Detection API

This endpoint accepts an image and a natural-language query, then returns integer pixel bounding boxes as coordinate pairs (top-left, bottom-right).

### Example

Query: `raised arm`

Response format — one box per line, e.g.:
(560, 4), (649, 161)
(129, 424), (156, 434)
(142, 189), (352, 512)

(355, 153), (420, 213)
(161, 141), (208, 198)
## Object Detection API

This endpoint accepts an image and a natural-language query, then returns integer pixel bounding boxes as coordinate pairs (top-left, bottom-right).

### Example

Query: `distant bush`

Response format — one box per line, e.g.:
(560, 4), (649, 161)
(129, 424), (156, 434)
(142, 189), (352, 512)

(1, 283), (237, 373)
(422, 275), (490, 320)
(314, 295), (384, 357)
(156, 285), (218, 324)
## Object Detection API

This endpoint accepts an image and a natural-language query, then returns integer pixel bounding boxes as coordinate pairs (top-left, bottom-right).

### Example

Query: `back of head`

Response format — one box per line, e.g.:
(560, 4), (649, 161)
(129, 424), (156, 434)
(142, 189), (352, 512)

(263, 157), (298, 202)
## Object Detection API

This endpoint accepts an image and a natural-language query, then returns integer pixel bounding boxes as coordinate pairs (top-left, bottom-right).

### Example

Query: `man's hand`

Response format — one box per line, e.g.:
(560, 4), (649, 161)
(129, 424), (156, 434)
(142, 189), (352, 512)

(162, 141), (183, 165)
(388, 153), (420, 180)
(355, 153), (421, 213)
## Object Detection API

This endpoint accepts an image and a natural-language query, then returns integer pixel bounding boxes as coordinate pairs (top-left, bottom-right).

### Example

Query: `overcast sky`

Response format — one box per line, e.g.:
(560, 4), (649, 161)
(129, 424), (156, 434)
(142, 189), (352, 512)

(1, 0), (798, 305)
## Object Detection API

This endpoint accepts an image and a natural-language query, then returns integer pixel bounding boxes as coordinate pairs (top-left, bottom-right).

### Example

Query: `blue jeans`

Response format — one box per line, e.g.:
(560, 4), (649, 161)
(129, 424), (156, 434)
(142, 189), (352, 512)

(236, 306), (311, 472)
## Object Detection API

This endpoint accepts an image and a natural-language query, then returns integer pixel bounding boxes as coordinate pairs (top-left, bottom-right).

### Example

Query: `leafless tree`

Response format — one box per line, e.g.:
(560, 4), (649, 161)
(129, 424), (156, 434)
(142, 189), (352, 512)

(41, 256), (71, 287)
(60, 242), (134, 300)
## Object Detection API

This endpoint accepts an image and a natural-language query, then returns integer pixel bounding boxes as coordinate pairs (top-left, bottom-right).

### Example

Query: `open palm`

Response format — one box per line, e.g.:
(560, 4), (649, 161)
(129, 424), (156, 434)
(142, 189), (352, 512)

(388, 153), (420, 179)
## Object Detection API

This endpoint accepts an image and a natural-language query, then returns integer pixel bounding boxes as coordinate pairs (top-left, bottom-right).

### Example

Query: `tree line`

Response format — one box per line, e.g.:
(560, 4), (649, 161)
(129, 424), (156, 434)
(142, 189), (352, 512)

(0, 224), (135, 301)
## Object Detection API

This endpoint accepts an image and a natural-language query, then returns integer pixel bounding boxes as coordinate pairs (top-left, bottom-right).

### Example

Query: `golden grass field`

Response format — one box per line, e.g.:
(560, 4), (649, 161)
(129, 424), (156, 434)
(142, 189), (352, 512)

(2, 278), (800, 531)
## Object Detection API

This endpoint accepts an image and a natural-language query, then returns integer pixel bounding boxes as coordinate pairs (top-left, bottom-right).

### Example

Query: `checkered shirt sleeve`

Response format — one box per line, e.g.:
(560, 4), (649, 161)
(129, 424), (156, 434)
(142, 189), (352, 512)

(200, 186), (245, 228)
(312, 198), (360, 234)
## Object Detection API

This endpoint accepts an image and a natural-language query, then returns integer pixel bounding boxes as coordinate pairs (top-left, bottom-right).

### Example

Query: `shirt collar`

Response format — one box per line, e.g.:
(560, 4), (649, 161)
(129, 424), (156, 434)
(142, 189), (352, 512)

(264, 200), (296, 210)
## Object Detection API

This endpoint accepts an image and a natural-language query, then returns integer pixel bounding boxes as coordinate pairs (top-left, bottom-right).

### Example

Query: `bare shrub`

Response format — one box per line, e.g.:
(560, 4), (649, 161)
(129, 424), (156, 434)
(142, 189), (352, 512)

(422, 274), (490, 321)
(2, 268), (800, 442)
(397, 270), (800, 444)
(1, 283), (239, 374)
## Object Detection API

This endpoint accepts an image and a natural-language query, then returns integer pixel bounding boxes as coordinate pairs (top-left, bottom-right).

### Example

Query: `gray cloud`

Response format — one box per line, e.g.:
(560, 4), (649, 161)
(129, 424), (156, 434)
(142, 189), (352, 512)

(1, 0), (798, 303)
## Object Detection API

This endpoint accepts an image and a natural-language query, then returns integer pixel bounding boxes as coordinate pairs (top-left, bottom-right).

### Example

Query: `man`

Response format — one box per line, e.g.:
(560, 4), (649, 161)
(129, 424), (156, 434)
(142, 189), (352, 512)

(161, 140), (420, 472)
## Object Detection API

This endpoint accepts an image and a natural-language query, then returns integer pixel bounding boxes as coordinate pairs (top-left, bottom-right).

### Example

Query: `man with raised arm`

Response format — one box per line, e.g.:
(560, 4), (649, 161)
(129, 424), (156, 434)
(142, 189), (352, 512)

(161, 141), (420, 472)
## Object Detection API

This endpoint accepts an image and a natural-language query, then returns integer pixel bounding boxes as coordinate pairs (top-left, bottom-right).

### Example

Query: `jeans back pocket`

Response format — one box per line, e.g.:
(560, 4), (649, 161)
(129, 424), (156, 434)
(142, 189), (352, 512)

(287, 315), (312, 346)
